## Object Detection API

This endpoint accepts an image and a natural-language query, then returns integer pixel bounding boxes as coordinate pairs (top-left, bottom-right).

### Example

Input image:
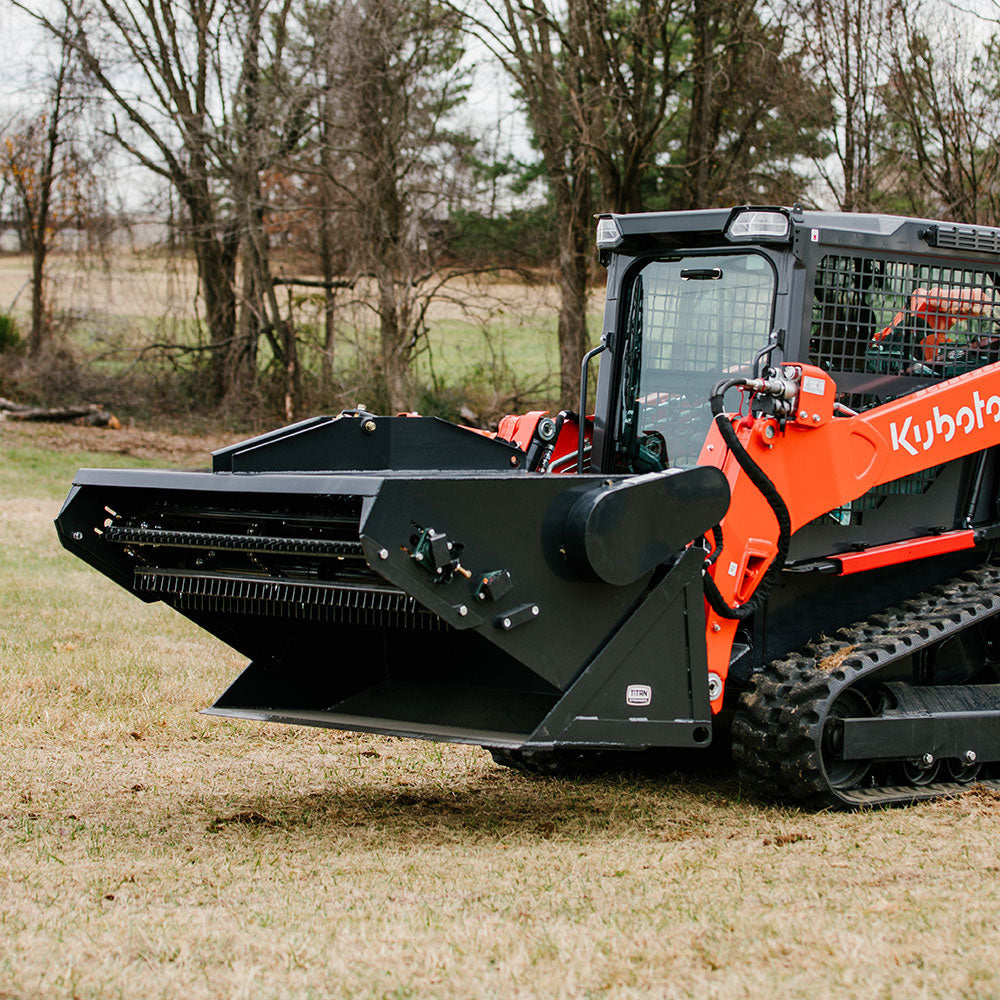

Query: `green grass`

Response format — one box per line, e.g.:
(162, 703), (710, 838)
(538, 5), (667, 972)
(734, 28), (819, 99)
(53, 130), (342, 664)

(0, 441), (160, 502)
(420, 315), (559, 388)
(3, 429), (1000, 999)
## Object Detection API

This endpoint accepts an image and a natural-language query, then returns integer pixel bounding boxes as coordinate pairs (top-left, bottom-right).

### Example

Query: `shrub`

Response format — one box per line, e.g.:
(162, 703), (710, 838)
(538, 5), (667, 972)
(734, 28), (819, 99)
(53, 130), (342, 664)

(0, 314), (20, 353)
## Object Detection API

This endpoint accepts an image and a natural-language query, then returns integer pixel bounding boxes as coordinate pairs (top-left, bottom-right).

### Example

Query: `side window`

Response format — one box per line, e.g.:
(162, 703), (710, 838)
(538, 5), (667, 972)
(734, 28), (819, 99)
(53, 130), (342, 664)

(811, 256), (885, 373)
(808, 255), (997, 528)
(810, 256), (998, 384)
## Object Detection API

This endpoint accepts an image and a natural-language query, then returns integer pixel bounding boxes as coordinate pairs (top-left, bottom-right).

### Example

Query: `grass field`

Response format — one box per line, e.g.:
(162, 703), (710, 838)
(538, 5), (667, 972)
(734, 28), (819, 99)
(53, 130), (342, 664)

(3, 421), (1000, 999)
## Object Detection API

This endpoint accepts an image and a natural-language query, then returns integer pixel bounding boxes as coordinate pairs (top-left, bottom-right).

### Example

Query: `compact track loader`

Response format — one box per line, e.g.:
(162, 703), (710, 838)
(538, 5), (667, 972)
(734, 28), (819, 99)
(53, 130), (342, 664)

(57, 206), (1000, 807)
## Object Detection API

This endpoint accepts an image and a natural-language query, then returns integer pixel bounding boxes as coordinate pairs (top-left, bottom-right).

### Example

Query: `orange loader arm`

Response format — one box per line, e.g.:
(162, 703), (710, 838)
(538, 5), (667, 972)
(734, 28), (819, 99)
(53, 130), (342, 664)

(697, 360), (1000, 711)
(873, 286), (994, 362)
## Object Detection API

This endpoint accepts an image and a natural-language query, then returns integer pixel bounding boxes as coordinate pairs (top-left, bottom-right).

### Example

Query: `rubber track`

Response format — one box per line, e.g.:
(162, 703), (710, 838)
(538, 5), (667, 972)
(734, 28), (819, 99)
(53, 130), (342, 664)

(732, 563), (1000, 808)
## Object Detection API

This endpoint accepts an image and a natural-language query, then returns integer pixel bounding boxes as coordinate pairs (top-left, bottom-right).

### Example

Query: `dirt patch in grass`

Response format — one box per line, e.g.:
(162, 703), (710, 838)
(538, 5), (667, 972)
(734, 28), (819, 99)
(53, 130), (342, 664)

(1, 416), (240, 467)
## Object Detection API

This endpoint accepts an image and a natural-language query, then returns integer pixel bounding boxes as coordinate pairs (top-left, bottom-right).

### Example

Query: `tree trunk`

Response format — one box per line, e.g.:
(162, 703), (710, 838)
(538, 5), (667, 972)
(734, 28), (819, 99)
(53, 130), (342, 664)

(318, 183), (336, 395)
(194, 234), (239, 400)
(28, 238), (48, 356)
(556, 238), (590, 409)
(376, 268), (408, 414)
(26, 48), (67, 357)
(681, 0), (718, 210)
(226, 243), (260, 410)
(554, 165), (592, 407)
(280, 285), (300, 422)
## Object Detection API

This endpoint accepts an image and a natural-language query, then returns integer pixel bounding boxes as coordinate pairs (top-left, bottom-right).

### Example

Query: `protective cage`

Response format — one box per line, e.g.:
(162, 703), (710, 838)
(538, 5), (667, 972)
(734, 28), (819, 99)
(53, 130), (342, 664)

(805, 253), (998, 527)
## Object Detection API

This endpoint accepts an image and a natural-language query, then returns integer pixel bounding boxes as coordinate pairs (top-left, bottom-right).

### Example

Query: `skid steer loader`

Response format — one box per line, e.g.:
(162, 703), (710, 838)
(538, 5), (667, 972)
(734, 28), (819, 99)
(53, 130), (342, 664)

(56, 205), (1000, 807)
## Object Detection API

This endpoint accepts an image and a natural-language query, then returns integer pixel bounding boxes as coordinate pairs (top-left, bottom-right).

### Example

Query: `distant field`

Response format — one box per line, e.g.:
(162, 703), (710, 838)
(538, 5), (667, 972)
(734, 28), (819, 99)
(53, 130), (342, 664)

(0, 253), (604, 416)
(3, 420), (1000, 999)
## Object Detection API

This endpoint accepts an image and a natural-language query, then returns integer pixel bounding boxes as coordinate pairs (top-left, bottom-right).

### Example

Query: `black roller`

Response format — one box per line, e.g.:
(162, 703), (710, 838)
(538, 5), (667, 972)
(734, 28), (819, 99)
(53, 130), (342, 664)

(562, 466), (730, 586)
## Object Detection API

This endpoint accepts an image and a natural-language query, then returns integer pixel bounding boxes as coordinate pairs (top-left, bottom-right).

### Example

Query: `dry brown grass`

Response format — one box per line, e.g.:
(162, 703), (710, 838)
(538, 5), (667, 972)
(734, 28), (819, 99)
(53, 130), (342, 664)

(0, 252), (579, 325)
(0, 253), (202, 324)
(3, 422), (1000, 999)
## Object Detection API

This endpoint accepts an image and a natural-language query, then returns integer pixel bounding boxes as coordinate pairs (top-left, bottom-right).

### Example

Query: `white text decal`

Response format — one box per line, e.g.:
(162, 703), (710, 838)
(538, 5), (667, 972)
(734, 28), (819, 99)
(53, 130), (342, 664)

(888, 391), (1000, 456)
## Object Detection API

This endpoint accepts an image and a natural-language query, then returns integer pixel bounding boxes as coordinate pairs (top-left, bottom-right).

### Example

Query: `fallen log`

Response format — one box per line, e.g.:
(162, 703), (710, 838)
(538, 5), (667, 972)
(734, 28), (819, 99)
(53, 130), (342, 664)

(0, 400), (120, 428)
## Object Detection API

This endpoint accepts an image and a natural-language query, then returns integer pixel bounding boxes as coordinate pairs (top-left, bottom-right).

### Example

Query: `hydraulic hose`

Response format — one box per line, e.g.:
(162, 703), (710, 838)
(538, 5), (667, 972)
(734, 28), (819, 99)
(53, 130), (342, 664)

(702, 379), (792, 621)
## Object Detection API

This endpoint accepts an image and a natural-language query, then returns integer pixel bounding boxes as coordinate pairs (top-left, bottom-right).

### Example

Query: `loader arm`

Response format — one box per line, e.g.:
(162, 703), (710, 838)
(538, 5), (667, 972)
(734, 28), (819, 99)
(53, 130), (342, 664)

(700, 359), (1000, 708)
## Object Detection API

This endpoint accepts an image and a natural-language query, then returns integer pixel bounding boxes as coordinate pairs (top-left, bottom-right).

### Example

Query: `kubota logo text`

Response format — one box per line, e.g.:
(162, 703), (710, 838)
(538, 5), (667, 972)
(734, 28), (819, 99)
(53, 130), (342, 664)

(889, 390), (1000, 456)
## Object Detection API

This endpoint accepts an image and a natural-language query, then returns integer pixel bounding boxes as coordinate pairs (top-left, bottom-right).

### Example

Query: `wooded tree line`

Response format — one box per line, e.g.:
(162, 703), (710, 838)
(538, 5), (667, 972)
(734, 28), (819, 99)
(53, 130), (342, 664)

(3, 0), (1000, 417)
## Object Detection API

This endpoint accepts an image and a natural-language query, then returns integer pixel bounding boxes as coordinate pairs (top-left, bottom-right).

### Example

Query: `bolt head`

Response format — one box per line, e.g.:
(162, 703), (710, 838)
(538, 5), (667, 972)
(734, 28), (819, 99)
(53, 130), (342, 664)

(363, 419), (376, 433)
(964, 749), (978, 764)
(799, 410), (808, 420)
(502, 618), (512, 629)
(711, 623), (721, 633)
(72, 531), (83, 541)
(458, 605), (468, 617)
(509, 455), (519, 466)
(378, 548), (388, 560)
(531, 605), (539, 616)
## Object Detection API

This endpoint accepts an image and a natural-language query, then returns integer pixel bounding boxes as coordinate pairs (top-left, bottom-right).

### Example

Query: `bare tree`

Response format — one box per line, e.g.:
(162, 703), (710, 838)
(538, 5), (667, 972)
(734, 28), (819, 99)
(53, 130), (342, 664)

(570, 0), (689, 215)
(306, 0), (475, 413)
(674, 0), (830, 209)
(795, 0), (893, 211)
(0, 31), (74, 355)
(883, 3), (1000, 223)
(221, 0), (315, 417)
(23, 0), (316, 405)
(468, 0), (693, 405)
(486, 0), (593, 406)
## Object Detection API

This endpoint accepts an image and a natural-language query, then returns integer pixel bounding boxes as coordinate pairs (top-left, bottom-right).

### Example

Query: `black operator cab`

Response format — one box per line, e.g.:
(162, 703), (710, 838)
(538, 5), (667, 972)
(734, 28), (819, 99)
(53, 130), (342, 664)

(591, 204), (1000, 663)
(591, 207), (797, 474)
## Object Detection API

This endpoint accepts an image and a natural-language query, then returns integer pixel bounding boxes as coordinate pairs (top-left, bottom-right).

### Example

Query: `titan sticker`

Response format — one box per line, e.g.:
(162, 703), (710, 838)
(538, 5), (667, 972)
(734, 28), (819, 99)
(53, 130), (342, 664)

(626, 684), (652, 707)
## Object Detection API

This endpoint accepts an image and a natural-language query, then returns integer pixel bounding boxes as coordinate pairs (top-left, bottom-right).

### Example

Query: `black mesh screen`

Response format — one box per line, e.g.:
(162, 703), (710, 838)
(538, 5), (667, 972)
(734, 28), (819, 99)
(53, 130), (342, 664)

(622, 254), (775, 467)
(638, 255), (774, 377)
(808, 254), (997, 525)
(810, 255), (999, 381)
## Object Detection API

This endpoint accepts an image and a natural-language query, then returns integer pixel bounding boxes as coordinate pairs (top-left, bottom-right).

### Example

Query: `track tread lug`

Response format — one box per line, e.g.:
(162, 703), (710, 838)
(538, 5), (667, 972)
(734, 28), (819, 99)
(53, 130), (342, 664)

(734, 562), (1000, 809)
